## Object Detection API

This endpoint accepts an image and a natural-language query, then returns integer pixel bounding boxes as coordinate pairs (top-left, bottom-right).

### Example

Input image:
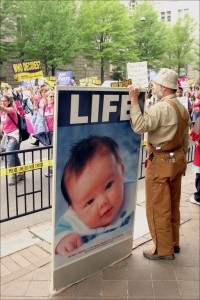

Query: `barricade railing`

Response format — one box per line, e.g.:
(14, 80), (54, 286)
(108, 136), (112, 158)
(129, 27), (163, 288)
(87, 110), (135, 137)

(0, 143), (195, 223)
(138, 143), (195, 180)
(0, 146), (53, 223)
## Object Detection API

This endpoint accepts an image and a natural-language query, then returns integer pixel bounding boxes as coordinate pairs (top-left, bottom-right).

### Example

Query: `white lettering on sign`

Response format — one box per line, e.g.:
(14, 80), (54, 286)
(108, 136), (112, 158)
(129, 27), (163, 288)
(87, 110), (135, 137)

(70, 94), (130, 124)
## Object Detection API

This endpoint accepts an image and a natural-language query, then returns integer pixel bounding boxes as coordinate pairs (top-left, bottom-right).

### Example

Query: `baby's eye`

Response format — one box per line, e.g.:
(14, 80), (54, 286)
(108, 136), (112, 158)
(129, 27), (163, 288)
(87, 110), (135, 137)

(86, 199), (94, 206)
(105, 181), (113, 190)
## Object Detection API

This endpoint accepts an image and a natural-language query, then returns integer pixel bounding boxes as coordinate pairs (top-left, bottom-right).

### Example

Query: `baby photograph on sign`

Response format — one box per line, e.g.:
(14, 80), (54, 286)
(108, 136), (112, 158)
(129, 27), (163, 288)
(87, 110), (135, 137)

(52, 87), (145, 292)
(56, 135), (133, 255)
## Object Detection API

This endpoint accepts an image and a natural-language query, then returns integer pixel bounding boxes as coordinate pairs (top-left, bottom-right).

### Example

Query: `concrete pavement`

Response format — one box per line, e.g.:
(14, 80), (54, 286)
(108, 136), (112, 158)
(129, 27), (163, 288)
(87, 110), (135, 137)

(0, 165), (199, 299)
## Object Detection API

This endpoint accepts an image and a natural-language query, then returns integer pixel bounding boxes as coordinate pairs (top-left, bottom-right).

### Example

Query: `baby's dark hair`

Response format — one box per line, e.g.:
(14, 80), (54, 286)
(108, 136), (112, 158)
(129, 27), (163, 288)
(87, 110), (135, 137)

(61, 135), (122, 205)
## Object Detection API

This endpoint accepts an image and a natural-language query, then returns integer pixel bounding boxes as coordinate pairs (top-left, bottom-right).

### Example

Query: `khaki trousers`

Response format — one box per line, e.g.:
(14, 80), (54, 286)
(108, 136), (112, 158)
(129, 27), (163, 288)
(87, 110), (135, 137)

(145, 148), (187, 256)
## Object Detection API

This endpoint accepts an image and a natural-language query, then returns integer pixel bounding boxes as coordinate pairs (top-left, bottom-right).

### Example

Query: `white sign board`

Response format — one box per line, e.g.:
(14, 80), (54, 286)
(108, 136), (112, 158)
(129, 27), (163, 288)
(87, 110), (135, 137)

(180, 80), (189, 91)
(52, 87), (146, 294)
(127, 61), (148, 88)
(177, 96), (188, 110)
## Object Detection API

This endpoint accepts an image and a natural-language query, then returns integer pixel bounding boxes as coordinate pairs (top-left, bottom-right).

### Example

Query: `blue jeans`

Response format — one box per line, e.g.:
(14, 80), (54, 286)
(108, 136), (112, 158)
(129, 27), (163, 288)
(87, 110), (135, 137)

(192, 111), (200, 122)
(6, 136), (21, 168)
(22, 99), (33, 115)
(194, 173), (200, 202)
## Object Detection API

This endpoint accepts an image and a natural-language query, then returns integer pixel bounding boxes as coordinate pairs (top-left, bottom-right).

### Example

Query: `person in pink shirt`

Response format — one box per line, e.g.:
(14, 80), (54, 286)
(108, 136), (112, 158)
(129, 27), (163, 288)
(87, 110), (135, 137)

(37, 86), (49, 103)
(44, 90), (54, 177)
(0, 95), (23, 185)
(192, 91), (200, 123)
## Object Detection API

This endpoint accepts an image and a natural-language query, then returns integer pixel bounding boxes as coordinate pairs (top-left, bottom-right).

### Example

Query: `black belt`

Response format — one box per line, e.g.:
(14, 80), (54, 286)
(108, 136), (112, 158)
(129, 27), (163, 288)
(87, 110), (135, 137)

(153, 144), (182, 153)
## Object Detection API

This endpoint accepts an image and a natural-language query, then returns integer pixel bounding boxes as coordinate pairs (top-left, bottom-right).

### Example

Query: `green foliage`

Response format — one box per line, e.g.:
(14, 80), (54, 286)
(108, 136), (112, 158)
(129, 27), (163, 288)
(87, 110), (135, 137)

(77, 0), (135, 82)
(110, 66), (125, 81)
(7, 0), (81, 75)
(164, 13), (198, 75)
(129, 1), (167, 69)
(0, 0), (19, 61)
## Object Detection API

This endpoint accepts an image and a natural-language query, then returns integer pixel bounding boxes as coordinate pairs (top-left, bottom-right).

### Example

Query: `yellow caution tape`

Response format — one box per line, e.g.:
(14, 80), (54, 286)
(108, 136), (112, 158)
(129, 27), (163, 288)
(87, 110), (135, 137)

(141, 140), (147, 146)
(0, 160), (52, 176)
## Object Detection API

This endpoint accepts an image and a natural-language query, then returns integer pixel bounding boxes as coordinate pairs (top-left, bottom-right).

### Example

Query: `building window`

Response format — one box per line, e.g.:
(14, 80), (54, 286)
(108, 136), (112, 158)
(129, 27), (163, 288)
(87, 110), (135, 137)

(167, 11), (171, 22)
(161, 11), (165, 21)
(178, 8), (189, 16)
(160, 11), (171, 22)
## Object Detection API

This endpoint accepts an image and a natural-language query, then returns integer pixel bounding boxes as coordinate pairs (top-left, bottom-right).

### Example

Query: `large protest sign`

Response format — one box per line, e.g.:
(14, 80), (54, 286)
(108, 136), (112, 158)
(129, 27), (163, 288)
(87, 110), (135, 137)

(180, 80), (189, 91)
(1, 82), (9, 88)
(127, 61), (148, 88)
(56, 71), (73, 85)
(20, 80), (36, 87)
(38, 77), (56, 88)
(111, 79), (132, 88)
(12, 60), (43, 82)
(52, 87), (145, 293)
(178, 75), (189, 90)
(177, 96), (188, 110)
(79, 76), (101, 87)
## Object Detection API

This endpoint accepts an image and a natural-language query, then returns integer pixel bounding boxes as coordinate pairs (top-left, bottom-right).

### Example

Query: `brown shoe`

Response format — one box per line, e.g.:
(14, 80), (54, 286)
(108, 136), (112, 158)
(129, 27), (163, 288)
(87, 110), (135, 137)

(174, 246), (180, 253)
(143, 250), (175, 260)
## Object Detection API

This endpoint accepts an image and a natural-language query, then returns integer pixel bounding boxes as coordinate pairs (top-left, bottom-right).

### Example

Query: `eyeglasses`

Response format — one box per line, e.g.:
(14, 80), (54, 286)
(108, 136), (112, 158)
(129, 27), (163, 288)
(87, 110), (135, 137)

(49, 95), (54, 98)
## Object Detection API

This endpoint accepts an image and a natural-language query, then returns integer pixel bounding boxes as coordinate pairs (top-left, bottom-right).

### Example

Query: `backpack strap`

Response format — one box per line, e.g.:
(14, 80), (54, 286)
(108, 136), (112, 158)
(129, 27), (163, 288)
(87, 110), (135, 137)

(7, 112), (18, 128)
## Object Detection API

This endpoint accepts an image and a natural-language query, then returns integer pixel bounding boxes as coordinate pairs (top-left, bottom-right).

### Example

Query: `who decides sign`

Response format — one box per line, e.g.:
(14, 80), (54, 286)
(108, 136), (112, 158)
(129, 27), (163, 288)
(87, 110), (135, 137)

(52, 87), (145, 293)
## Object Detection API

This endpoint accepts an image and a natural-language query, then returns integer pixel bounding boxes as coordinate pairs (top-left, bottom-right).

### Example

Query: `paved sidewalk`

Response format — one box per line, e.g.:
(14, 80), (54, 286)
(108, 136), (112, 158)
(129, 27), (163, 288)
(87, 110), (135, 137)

(0, 166), (199, 299)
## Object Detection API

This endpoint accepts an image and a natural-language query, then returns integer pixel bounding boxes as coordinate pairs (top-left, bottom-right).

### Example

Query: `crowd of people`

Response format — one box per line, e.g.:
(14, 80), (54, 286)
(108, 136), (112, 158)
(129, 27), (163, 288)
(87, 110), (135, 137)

(0, 84), (55, 185)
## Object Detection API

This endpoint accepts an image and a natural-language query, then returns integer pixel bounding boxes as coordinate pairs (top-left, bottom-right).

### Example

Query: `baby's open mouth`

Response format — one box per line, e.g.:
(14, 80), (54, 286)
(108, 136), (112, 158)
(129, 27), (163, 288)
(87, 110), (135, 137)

(101, 207), (113, 219)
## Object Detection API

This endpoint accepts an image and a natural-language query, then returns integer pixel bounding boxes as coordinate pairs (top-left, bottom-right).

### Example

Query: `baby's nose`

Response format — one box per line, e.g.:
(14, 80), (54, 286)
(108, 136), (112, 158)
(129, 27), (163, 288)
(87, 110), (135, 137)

(97, 194), (109, 208)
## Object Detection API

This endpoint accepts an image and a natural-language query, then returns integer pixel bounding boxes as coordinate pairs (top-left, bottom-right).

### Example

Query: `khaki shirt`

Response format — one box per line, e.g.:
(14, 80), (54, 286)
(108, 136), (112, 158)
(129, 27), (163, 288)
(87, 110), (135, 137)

(130, 94), (190, 154)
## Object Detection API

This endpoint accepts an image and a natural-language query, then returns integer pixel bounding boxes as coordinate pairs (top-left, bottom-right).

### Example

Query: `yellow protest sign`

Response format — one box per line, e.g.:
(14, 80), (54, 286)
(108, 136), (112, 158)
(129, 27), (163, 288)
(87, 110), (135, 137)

(46, 76), (56, 81)
(1, 82), (9, 88)
(111, 79), (132, 88)
(79, 77), (101, 87)
(44, 77), (56, 88)
(188, 79), (196, 86)
(12, 60), (43, 82)
(14, 71), (43, 82)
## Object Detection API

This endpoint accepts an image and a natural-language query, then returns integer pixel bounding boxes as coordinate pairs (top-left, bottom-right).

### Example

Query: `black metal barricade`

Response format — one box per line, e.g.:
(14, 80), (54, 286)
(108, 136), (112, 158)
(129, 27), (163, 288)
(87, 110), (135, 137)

(0, 146), (53, 223)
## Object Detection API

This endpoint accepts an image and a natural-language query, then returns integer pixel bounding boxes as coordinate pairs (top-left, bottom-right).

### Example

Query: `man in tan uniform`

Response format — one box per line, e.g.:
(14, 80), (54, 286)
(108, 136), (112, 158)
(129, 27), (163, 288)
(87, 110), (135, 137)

(129, 68), (190, 260)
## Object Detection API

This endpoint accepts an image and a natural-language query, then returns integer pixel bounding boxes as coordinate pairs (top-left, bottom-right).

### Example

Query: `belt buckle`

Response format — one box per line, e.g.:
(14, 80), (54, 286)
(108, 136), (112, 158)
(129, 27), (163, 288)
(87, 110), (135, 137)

(169, 152), (176, 163)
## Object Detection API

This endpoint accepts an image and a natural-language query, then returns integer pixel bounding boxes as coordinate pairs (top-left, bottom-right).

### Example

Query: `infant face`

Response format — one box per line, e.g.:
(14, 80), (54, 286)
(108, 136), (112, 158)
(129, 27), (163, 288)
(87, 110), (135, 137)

(66, 151), (124, 228)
